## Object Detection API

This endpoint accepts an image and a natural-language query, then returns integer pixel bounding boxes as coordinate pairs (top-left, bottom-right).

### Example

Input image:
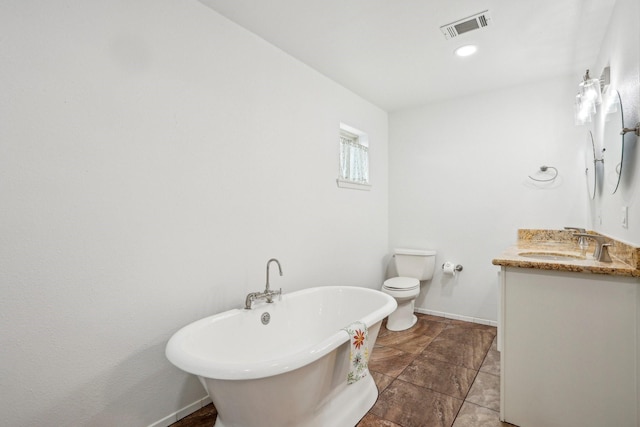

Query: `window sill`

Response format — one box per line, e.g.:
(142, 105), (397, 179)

(336, 179), (371, 191)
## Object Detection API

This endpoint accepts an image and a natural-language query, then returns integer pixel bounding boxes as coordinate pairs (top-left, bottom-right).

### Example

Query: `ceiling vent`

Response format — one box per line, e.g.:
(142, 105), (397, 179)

(440, 11), (491, 40)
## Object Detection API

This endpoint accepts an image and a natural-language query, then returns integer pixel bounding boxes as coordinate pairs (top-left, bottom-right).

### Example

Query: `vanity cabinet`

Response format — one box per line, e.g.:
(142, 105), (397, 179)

(500, 267), (639, 427)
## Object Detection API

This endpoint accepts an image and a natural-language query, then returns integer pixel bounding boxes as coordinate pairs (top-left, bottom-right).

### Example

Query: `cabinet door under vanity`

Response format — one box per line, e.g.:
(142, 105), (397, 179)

(500, 267), (639, 427)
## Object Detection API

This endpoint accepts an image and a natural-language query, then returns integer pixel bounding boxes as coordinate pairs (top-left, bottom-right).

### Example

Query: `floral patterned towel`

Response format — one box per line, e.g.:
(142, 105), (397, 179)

(343, 321), (369, 385)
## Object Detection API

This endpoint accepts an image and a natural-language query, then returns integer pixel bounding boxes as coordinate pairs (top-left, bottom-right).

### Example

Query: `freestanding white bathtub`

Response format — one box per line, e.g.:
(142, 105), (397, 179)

(166, 286), (397, 427)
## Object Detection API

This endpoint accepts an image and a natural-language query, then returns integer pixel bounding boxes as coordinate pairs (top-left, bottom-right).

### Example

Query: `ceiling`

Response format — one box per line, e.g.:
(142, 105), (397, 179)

(198, 0), (616, 112)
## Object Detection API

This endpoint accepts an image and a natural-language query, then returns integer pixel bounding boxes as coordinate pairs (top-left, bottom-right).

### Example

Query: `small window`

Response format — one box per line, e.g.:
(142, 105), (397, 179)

(337, 123), (371, 190)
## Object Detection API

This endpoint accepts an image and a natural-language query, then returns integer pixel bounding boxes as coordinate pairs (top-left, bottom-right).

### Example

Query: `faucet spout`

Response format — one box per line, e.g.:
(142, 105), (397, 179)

(573, 233), (612, 262)
(265, 258), (283, 293)
(564, 227), (588, 248)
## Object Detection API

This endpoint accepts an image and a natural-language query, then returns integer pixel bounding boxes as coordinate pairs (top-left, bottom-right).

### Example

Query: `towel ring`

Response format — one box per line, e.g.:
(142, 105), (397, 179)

(528, 165), (558, 182)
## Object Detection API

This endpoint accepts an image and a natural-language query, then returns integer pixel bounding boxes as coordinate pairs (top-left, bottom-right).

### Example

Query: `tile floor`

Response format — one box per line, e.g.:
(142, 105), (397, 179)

(171, 313), (516, 427)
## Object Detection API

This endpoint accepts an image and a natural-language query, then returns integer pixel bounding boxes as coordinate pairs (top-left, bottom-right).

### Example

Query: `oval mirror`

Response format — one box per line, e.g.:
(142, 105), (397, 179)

(584, 130), (597, 199)
(601, 88), (623, 194)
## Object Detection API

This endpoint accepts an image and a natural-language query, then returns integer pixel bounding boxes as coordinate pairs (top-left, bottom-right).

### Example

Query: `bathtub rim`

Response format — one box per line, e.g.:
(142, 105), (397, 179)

(165, 285), (396, 380)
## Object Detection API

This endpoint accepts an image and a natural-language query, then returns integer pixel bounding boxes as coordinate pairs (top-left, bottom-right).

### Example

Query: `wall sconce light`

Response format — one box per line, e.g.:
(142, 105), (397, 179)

(574, 69), (602, 125)
(574, 94), (593, 125)
(580, 69), (602, 105)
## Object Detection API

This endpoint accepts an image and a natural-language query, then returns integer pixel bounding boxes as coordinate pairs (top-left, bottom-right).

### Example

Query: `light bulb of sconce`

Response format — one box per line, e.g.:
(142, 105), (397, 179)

(579, 78), (602, 106)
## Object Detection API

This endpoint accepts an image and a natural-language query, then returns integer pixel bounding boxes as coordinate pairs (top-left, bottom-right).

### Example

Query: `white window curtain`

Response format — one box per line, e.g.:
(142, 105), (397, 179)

(340, 133), (369, 184)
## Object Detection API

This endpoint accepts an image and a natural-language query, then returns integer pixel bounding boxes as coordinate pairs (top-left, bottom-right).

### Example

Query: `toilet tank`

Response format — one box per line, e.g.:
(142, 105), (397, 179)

(393, 248), (437, 280)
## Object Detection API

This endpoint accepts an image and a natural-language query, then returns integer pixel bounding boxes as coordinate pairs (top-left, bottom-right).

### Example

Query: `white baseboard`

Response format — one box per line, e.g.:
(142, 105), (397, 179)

(414, 307), (498, 328)
(148, 395), (212, 427)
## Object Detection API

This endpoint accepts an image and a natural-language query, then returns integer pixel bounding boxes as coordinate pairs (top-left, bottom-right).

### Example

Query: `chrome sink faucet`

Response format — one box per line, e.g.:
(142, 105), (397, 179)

(244, 258), (284, 309)
(573, 233), (612, 262)
(564, 227), (588, 248)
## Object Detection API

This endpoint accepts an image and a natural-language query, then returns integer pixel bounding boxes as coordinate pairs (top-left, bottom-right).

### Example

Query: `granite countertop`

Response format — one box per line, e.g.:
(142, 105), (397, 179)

(492, 229), (640, 277)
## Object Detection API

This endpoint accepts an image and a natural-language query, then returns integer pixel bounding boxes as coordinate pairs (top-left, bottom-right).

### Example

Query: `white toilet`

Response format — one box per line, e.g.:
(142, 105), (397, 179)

(382, 248), (436, 331)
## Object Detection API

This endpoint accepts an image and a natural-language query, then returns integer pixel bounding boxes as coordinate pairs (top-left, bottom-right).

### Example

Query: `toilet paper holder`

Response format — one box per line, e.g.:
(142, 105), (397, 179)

(442, 263), (463, 272)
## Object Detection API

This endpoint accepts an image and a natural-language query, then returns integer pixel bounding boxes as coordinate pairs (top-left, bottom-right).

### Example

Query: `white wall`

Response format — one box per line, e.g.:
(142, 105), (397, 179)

(0, 1), (388, 425)
(389, 77), (586, 323)
(590, 0), (640, 244)
(388, 0), (640, 322)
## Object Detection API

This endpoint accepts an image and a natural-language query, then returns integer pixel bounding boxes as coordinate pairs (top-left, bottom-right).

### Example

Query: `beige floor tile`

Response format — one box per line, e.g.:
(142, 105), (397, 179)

(370, 371), (395, 393)
(466, 371), (501, 411)
(421, 337), (487, 370)
(398, 355), (478, 399)
(452, 402), (513, 427)
(371, 379), (463, 427)
(357, 413), (403, 427)
(411, 318), (450, 336)
(480, 349), (501, 376)
(375, 329), (436, 354)
(368, 345), (416, 377)
(490, 336), (498, 352)
(439, 324), (496, 353)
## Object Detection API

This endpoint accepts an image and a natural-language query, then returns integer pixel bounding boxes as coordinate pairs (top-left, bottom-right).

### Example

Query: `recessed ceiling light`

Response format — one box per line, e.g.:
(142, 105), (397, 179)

(454, 45), (478, 57)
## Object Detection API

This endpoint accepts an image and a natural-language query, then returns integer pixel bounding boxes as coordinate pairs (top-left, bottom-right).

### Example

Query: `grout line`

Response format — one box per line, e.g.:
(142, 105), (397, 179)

(455, 336), (494, 416)
(375, 316), (498, 426)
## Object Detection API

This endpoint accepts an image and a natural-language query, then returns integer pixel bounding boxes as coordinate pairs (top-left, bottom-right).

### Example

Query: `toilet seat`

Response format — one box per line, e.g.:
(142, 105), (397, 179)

(381, 277), (420, 331)
(383, 277), (419, 291)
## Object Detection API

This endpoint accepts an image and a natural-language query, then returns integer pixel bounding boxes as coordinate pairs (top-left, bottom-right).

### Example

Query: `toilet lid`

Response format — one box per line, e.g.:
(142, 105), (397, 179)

(383, 277), (419, 290)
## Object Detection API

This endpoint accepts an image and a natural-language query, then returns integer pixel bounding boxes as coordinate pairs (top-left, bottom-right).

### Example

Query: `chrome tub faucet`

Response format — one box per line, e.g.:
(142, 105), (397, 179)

(264, 258), (283, 303)
(244, 258), (284, 309)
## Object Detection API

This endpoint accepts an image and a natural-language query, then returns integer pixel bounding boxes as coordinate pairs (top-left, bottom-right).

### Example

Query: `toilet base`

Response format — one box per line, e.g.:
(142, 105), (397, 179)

(386, 298), (418, 331)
